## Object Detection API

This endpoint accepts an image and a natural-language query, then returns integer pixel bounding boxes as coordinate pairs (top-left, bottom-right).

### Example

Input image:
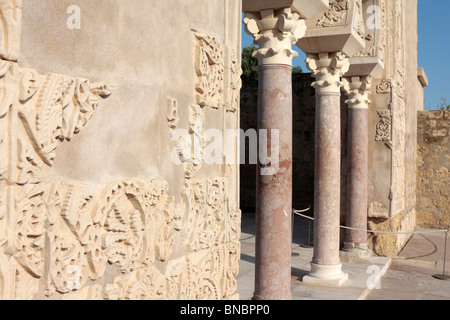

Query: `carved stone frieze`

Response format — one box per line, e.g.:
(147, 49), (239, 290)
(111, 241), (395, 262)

(0, 176), (241, 299)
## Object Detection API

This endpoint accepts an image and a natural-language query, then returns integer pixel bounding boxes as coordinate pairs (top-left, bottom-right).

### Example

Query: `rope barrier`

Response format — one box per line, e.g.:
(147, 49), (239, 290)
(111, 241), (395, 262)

(293, 209), (448, 236)
(292, 208), (450, 280)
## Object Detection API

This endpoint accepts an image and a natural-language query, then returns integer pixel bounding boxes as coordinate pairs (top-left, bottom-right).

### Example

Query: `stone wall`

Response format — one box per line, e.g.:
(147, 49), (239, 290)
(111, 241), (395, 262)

(0, 0), (242, 300)
(364, 0), (421, 257)
(417, 111), (450, 229)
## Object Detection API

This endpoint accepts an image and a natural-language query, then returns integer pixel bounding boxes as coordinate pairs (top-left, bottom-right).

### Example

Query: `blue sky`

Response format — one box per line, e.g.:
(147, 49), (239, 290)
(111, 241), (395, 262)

(242, 0), (446, 110)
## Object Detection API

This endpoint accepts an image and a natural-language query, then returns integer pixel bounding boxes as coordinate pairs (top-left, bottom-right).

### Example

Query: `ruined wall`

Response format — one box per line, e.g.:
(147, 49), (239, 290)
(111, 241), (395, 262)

(417, 111), (450, 230)
(365, 0), (421, 256)
(0, 0), (242, 300)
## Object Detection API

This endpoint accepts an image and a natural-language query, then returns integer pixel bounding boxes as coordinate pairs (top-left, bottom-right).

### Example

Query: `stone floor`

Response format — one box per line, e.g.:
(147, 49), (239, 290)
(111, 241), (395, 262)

(237, 212), (450, 300)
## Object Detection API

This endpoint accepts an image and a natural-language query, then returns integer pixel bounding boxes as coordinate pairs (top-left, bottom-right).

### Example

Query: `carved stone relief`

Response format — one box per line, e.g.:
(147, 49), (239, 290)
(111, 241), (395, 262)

(193, 30), (241, 113)
(0, 177), (241, 299)
(375, 109), (392, 148)
(228, 50), (242, 113)
(193, 31), (225, 110)
(0, 61), (112, 186)
(316, 0), (349, 27)
(0, 7), (241, 300)
(376, 79), (392, 94)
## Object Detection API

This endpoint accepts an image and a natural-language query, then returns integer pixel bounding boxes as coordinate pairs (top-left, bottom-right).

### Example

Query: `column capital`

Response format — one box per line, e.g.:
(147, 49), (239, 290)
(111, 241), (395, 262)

(243, 7), (306, 66)
(306, 52), (350, 94)
(342, 75), (372, 109)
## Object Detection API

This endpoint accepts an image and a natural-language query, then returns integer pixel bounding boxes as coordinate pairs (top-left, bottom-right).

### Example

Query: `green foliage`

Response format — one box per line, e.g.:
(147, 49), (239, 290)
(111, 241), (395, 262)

(439, 97), (450, 110)
(292, 66), (303, 74)
(241, 45), (259, 77)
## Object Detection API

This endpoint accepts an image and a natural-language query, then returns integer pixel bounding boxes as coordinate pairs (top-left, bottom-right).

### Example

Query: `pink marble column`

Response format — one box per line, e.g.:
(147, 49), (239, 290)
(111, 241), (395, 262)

(243, 7), (306, 300)
(345, 108), (369, 247)
(342, 75), (372, 256)
(312, 92), (342, 267)
(254, 64), (292, 300)
(302, 52), (349, 287)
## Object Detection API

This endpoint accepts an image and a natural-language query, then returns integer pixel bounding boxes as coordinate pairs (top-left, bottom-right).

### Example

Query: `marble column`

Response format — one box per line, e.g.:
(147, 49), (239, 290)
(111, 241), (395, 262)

(342, 76), (372, 257)
(244, 8), (306, 300)
(302, 52), (349, 287)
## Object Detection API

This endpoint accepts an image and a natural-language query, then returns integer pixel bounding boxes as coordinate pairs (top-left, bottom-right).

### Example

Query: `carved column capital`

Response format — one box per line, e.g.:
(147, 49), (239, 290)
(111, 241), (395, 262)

(306, 52), (350, 94)
(342, 75), (373, 109)
(243, 7), (306, 66)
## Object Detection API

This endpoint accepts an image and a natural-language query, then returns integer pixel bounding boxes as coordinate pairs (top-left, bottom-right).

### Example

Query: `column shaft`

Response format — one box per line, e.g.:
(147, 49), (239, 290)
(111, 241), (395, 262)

(313, 92), (342, 266)
(244, 7), (306, 300)
(254, 64), (292, 300)
(303, 52), (349, 287)
(341, 75), (372, 256)
(345, 108), (368, 246)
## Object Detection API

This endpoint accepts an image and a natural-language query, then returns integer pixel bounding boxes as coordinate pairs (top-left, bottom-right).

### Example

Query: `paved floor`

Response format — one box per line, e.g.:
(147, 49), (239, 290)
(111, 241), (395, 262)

(237, 212), (450, 300)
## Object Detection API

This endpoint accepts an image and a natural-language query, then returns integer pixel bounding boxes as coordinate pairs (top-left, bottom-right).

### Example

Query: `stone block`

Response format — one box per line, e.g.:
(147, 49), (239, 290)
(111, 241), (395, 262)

(243, 0), (329, 18)
(296, 0), (365, 56)
(427, 111), (444, 119)
(432, 129), (447, 137)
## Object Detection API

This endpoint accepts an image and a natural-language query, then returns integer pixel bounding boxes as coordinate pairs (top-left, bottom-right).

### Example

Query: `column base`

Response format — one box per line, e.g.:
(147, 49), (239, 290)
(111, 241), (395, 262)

(302, 263), (348, 287)
(340, 242), (372, 258)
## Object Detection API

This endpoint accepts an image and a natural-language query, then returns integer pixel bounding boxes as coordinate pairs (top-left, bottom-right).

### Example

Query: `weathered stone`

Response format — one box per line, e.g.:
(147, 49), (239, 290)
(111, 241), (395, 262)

(417, 111), (450, 230)
(0, 0), (242, 300)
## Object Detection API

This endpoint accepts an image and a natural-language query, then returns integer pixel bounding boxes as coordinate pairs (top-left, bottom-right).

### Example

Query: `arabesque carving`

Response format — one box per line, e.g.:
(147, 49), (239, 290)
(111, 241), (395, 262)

(193, 31), (225, 109)
(0, 4), (241, 301)
(316, 0), (349, 27)
(375, 109), (392, 148)
(0, 61), (113, 185)
(0, 177), (240, 299)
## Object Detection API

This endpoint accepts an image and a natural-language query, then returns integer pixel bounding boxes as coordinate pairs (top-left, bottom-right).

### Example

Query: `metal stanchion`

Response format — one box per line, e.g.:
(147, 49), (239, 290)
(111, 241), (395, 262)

(291, 210), (300, 257)
(433, 231), (450, 281)
(300, 218), (313, 249)
(294, 208), (450, 281)
(294, 206), (313, 249)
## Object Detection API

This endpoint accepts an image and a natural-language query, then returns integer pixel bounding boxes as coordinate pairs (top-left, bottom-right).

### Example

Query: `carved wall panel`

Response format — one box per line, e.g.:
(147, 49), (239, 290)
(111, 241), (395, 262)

(0, 5), (241, 300)
(193, 31), (225, 110)
(0, 177), (241, 300)
(193, 31), (241, 113)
